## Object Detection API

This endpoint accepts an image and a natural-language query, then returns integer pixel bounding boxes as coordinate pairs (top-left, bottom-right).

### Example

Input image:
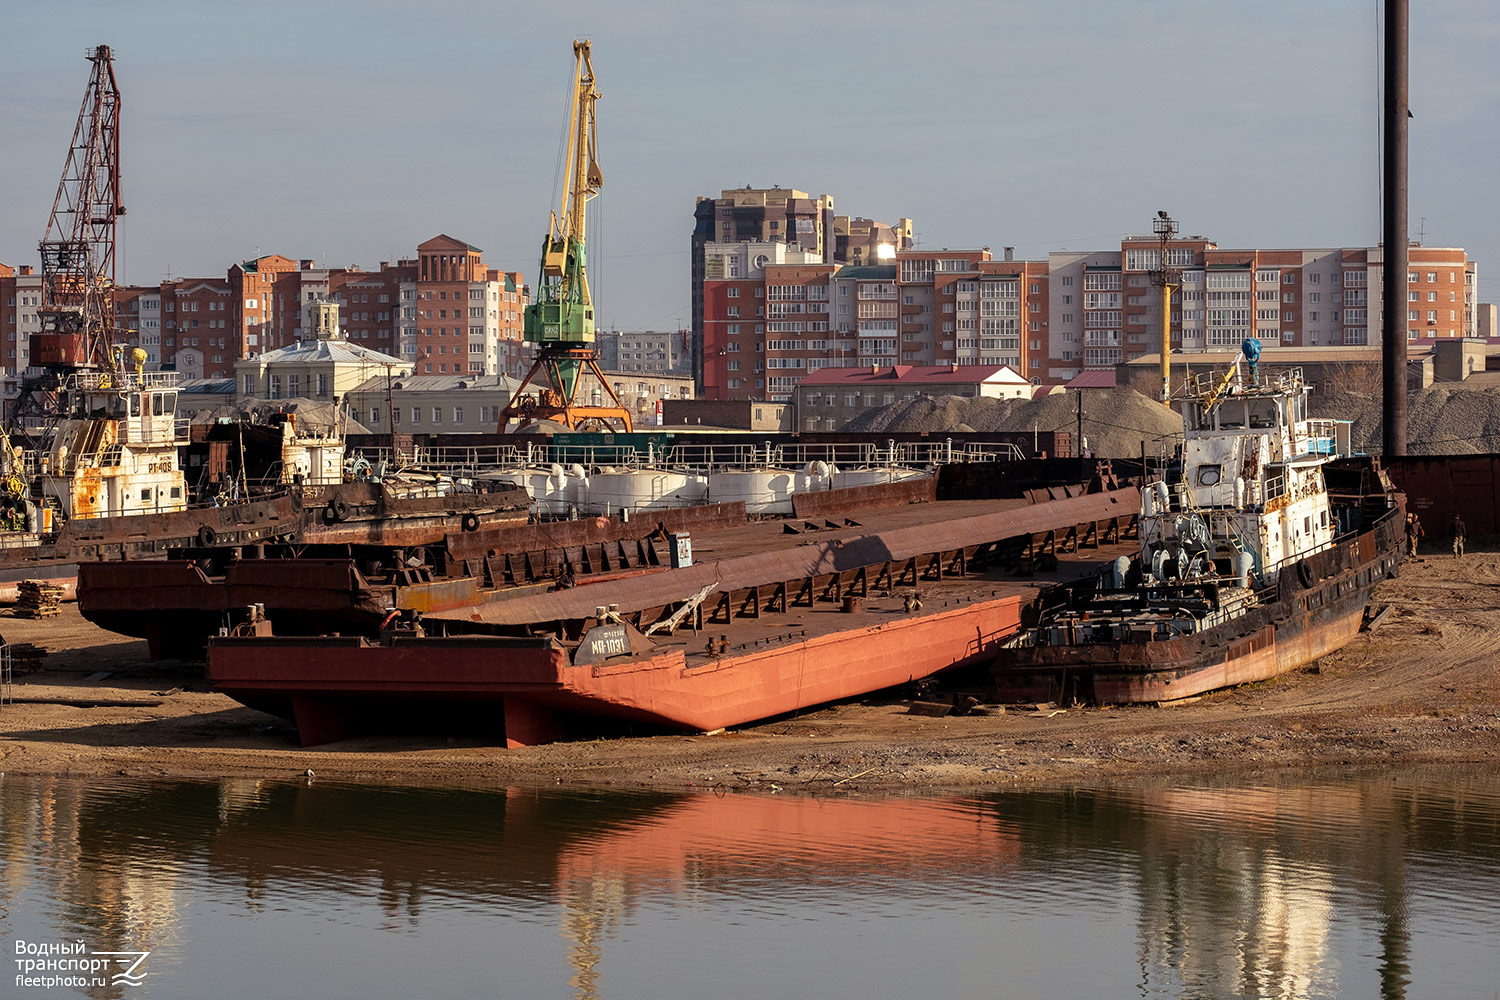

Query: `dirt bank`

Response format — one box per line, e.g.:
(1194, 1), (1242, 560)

(2, 547), (1497, 793)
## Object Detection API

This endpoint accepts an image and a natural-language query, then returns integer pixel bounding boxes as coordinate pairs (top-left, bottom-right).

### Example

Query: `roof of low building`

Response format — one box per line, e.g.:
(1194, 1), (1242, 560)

(1064, 369), (1117, 389)
(348, 372), (521, 394)
(248, 337), (405, 366)
(175, 377), (237, 395)
(796, 364), (1026, 387)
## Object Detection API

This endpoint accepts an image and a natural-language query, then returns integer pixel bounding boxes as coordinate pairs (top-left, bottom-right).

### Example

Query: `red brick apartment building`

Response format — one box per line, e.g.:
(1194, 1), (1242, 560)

(702, 245), (1053, 402)
(1, 236), (528, 382)
(693, 220), (1478, 399)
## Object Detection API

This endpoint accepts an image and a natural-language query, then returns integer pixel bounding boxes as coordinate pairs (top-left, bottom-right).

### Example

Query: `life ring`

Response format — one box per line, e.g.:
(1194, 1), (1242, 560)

(326, 496), (350, 523)
(461, 512), (480, 533)
(197, 524), (218, 547)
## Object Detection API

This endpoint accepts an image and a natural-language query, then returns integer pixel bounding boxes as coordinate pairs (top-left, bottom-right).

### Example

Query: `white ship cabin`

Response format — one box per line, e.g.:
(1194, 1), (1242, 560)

(1140, 365), (1352, 587)
(39, 371), (189, 519)
(277, 416), (345, 486)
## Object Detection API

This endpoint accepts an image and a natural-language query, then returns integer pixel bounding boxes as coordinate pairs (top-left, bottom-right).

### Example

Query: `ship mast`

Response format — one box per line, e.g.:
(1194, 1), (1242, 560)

(1148, 211), (1178, 404)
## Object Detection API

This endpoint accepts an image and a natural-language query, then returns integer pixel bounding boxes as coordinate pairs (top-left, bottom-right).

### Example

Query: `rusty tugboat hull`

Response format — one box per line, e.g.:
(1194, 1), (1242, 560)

(992, 352), (1405, 707)
(992, 478), (1404, 704)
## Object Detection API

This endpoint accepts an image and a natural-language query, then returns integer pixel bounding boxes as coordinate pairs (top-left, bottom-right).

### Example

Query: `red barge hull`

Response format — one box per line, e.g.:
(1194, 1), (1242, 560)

(210, 595), (1023, 747)
(207, 484), (1144, 746)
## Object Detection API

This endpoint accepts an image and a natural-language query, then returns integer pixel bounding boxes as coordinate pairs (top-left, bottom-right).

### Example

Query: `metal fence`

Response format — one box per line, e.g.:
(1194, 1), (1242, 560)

(346, 437), (1022, 478)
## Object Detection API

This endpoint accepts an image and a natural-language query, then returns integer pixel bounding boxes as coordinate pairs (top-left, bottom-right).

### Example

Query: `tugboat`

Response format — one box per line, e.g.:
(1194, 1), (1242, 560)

(0, 361), (302, 593)
(992, 341), (1405, 704)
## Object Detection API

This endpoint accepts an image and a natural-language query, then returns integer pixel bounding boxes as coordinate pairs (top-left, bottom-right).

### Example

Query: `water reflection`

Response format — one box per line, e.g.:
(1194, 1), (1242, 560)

(2, 771), (1497, 999)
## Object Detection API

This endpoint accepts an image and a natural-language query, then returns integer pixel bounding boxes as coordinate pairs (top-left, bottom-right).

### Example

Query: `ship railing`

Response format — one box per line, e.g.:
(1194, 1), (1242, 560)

(0, 531), (43, 550)
(1301, 418), (1346, 456)
(66, 370), (180, 392)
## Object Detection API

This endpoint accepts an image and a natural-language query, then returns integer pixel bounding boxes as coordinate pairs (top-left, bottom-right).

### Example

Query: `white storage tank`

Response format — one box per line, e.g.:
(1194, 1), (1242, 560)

(483, 465), (579, 517)
(832, 466), (931, 489)
(708, 468), (797, 515)
(579, 468), (708, 515)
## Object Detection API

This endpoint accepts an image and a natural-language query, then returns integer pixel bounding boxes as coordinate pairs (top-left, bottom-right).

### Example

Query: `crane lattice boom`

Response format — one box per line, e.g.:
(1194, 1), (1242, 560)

(36, 44), (124, 371)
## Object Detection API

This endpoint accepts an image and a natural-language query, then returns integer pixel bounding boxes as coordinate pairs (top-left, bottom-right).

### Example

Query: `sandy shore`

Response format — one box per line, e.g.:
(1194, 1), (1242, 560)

(2, 549), (1497, 793)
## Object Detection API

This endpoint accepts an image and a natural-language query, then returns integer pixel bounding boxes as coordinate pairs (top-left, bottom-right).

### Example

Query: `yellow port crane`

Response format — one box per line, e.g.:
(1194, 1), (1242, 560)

(499, 39), (632, 434)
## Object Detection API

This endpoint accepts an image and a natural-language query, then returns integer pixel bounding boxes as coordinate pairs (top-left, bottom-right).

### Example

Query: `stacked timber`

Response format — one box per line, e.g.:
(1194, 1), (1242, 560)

(15, 581), (64, 619)
(7, 642), (47, 672)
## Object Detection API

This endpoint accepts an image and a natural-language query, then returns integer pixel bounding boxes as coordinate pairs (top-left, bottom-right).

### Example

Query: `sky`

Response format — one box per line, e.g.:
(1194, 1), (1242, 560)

(3, 0), (1498, 330)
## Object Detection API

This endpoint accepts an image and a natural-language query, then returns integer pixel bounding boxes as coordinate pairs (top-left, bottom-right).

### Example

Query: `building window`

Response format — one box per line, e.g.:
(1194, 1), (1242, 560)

(370, 407), (381, 426)
(316, 373), (329, 397)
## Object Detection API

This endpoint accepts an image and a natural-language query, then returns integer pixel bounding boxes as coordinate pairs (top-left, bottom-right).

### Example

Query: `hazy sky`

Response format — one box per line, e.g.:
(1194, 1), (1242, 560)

(3, 1), (1496, 329)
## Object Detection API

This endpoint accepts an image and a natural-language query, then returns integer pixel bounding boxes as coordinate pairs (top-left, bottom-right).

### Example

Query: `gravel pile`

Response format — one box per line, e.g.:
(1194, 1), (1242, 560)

(843, 387), (1183, 458)
(1311, 385), (1500, 454)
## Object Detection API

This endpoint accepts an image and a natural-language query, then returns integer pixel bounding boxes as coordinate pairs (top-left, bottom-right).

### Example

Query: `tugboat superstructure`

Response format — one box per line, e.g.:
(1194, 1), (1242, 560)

(994, 343), (1405, 704)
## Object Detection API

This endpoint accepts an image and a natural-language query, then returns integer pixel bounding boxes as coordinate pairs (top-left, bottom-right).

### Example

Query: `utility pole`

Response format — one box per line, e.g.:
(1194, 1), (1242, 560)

(1076, 389), (1084, 479)
(1381, 0), (1409, 456)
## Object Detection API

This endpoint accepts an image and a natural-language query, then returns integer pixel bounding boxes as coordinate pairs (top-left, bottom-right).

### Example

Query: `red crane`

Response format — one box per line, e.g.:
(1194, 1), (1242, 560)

(35, 44), (124, 372)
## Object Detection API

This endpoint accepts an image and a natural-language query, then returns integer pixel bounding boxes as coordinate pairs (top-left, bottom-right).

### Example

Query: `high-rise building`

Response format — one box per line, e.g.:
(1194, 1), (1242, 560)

(1043, 238), (1477, 382)
(697, 219), (1480, 399)
(691, 186), (912, 393)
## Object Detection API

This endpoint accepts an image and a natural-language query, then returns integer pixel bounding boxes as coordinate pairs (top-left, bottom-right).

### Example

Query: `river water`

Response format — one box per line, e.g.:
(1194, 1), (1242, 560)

(1, 769), (1496, 999)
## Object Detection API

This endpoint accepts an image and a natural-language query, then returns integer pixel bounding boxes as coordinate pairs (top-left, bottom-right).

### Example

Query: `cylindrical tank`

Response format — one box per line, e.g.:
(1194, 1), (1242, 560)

(486, 466), (576, 516)
(581, 469), (707, 515)
(708, 468), (796, 514)
(1232, 552), (1255, 589)
(832, 467), (930, 489)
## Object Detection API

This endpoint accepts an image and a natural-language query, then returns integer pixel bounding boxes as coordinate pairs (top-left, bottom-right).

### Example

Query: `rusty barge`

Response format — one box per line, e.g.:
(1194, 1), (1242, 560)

(204, 477), (1142, 746)
(991, 355), (1405, 704)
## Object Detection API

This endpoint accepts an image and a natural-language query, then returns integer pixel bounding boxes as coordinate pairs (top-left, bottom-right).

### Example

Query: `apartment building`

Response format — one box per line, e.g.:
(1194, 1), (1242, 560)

(690, 185), (913, 392)
(702, 245), (1052, 401)
(597, 329), (692, 374)
(1, 264), (43, 373)
(1043, 238), (1477, 382)
(85, 237), (527, 381)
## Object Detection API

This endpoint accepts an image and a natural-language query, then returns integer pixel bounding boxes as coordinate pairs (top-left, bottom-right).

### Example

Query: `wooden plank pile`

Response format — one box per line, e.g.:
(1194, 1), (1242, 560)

(7, 642), (47, 672)
(14, 580), (64, 619)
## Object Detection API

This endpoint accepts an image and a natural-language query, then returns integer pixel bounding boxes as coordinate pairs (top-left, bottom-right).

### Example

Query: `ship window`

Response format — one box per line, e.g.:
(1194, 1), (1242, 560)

(141, 489), (151, 502)
(1197, 464), (1221, 487)
(152, 393), (164, 416)
(129, 394), (140, 416)
(171, 487), (181, 499)
(1304, 516), (1311, 534)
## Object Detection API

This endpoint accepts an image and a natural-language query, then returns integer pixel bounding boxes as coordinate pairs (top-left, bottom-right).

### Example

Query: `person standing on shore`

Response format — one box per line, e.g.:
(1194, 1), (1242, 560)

(1452, 513), (1467, 559)
(1406, 513), (1423, 559)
